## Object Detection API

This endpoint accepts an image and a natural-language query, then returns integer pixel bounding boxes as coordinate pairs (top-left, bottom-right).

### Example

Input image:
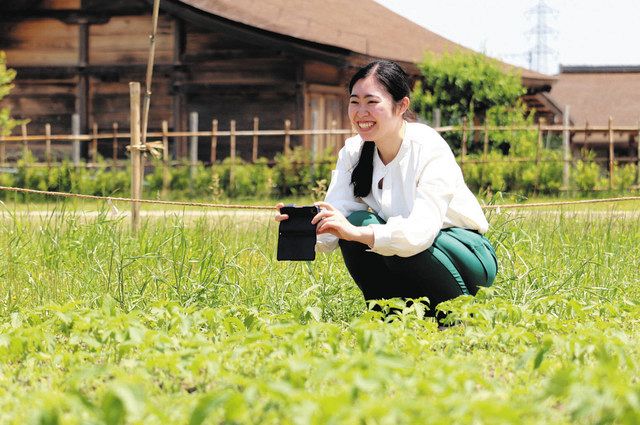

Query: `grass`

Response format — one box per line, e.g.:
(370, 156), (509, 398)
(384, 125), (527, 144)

(0, 200), (639, 424)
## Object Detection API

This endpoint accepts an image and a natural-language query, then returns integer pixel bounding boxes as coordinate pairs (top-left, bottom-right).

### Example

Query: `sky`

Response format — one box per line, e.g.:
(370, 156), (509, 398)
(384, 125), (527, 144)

(373, 0), (640, 75)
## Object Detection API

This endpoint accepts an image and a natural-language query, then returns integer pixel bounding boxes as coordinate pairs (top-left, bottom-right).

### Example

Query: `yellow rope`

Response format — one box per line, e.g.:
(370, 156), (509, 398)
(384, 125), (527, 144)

(482, 196), (640, 210)
(0, 185), (639, 211)
(0, 186), (272, 210)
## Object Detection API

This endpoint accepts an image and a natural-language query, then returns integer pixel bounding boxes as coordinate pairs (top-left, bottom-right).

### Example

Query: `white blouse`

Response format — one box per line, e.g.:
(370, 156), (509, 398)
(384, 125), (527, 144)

(316, 122), (489, 257)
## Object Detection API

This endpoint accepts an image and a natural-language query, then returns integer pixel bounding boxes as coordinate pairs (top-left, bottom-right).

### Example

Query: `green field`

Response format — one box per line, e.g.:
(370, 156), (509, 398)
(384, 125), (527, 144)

(1, 201), (639, 424)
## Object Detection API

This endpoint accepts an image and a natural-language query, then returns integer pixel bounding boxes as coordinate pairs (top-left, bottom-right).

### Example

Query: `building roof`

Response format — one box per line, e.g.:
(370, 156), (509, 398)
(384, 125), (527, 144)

(549, 66), (640, 125)
(171, 0), (554, 88)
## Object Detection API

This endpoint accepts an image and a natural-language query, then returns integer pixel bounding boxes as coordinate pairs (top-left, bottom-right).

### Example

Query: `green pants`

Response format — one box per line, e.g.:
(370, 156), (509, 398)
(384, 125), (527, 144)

(339, 211), (497, 314)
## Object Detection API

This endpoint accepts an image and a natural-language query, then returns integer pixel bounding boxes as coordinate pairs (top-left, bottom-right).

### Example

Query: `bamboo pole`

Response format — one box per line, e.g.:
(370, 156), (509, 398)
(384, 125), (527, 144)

(284, 119), (291, 154)
(331, 119), (338, 156)
(482, 120), (489, 159)
(583, 121), (589, 153)
(45, 123), (52, 166)
(608, 116), (614, 190)
(229, 119), (236, 188)
(129, 82), (142, 233)
(210, 119), (218, 163)
(72, 113), (80, 166)
(21, 122), (29, 155)
(162, 120), (170, 196)
(0, 133), (4, 165)
(112, 122), (119, 164)
(91, 122), (98, 164)
(141, 0), (161, 146)
(433, 108), (441, 128)
(562, 105), (570, 190)
(230, 119), (236, 162)
(461, 118), (468, 177)
(252, 117), (259, 163)
(637, 117), (640, 185)
(536, 118), (544, 165)
(189, 111), (198, 182)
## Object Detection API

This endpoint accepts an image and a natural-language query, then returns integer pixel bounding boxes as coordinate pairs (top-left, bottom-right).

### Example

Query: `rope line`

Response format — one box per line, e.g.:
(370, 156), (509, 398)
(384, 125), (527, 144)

(0, 185), (639, 211)
(0, 186), (271, 210)
(482, 196), (640, 210)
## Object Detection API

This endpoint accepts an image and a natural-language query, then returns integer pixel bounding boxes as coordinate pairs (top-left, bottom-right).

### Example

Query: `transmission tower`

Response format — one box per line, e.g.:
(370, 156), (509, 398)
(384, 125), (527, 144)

(526, 0), (557, 74)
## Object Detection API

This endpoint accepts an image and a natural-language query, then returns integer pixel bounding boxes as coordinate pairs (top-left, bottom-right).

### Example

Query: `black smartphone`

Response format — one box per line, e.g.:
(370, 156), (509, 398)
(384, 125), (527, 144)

(277, 205), (320, 261)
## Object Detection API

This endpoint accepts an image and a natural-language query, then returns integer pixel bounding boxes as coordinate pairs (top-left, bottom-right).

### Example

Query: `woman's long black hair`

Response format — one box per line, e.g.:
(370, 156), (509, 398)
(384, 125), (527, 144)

(349, 60), (411, 198)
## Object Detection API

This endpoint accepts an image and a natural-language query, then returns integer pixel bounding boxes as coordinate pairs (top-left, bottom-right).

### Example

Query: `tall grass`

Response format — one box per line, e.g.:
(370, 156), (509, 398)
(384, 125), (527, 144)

(1, 201), (640, 424)
(1, 202), (638, 318)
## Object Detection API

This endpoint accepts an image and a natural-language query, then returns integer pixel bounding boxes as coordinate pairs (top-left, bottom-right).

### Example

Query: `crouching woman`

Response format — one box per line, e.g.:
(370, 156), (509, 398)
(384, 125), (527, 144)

(276, 60), (497, 318)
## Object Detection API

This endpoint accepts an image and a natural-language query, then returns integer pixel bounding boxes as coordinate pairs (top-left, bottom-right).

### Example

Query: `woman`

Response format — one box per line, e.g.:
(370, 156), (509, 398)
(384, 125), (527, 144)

(276, 60), (497, 318)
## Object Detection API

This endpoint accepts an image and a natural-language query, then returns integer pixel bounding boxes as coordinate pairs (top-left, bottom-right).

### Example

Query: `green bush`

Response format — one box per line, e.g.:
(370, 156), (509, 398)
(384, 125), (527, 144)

(613, 163), (637, 191)
(573, 160), (601, 193)
(519, 151), (563, 194)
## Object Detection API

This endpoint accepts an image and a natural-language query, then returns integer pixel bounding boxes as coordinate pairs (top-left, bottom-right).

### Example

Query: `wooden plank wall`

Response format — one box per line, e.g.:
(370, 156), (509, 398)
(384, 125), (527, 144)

(1, 19), (79, 66)
(90, 15), (173, 65)
(0, 4), (352, 161)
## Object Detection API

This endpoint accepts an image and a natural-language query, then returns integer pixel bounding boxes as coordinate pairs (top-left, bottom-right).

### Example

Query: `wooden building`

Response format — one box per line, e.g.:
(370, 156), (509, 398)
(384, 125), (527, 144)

(0, 0), (555, 161)
(548, 65), (640, 159)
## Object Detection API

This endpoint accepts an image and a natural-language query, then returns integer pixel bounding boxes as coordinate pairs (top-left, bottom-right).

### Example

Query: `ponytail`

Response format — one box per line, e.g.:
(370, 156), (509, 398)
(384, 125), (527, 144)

(351, 141), (375, 198)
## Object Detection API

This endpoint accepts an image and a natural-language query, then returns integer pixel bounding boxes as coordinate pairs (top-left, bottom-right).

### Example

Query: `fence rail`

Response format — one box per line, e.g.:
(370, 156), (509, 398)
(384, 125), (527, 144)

(2, 114), (640, 193)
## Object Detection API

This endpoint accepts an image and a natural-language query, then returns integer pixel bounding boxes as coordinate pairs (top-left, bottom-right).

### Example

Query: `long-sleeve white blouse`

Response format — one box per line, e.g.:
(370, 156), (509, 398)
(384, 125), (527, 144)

(316, 122), (489, 257)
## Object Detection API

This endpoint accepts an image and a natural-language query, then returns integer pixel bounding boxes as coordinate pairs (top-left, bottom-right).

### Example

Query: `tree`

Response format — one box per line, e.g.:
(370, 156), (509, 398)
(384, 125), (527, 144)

(411, 51), (527, 126)
(0, 51), (20, 136)
(411, 51), (547, 194)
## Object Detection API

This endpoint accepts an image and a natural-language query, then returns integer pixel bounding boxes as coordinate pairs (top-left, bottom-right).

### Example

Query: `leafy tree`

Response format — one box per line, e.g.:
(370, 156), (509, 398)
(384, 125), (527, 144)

(0, 51), (20, 136)
(411, 51), (526, 125)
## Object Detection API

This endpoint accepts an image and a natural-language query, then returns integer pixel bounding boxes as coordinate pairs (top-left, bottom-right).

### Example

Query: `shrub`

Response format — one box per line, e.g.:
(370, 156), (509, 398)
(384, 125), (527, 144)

(613, 163), (637, 192)
(573, 160), (601, 193)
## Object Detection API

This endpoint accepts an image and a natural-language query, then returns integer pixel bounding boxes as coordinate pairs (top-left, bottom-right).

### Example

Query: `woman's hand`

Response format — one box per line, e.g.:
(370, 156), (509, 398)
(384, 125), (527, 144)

(274, 202), (288, 222)
(312, 202), (374, 248)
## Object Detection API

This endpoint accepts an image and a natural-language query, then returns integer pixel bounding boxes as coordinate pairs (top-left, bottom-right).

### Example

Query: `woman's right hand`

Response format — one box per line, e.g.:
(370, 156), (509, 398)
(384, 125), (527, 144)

(274, 202), (289, 222)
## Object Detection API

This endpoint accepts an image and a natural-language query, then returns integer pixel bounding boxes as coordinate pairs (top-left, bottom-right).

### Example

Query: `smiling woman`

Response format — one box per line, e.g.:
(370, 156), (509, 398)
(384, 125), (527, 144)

(276, 60), (497, 321)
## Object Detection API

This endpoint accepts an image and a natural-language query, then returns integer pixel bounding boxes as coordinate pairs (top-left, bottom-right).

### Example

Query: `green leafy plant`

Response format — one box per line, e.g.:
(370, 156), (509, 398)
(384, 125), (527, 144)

(0, 51), (21, 136)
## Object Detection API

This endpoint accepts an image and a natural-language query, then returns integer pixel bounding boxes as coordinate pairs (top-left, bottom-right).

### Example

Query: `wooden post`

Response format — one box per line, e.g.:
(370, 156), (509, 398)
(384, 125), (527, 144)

(112, 122), (119, 164)
(21, 122), (29, 155)
(536, 118), (545, 165)
(562, 105), (571, 190)
(583, 121), (589, 153)
(230, 119), (236, 162)
(72, 113), (81, 166)
(129, 82), (142, 233)
(45, 123), (52, 166)
(210, 119), (218, 163)
(284, 119), (291, 154)
(161, 120), (170, 196)
(331, 119), (338, 156)
(141, 0), (161, 146)
(460, 117), (468, 173)
(189, 111), (198, 181)
(433, 108), (441, 129)
(482, 120), (489, 158)
(637, 117), (640, 185)
(0, 133), (4, 166)
(252, 117), (259, 163)
(229, 119), (236, 188)
(91, 122), (98, 164)
(608, 116), (614, 191)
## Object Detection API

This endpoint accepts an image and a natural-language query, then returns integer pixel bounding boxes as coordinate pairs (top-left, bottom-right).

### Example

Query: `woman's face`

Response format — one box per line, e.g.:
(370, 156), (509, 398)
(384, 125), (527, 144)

(348, 75), (404, 143)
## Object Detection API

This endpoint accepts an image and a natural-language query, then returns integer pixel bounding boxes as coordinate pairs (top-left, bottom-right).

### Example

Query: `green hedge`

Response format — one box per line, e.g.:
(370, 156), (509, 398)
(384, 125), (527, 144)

(1, 149), (637, 201)
(1, 148), (336, 201)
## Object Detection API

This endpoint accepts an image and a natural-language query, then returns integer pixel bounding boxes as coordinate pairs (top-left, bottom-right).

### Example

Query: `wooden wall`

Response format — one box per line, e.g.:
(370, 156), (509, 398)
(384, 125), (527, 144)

(0, 1), (352, 160)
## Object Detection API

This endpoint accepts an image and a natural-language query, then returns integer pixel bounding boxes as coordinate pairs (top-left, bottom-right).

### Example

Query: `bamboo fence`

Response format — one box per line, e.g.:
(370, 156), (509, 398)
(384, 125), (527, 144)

(2, 113), (640, 193)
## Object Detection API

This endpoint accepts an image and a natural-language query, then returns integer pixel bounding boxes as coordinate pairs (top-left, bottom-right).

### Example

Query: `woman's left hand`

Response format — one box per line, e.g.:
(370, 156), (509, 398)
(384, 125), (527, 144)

(312, 202), (374, 247)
